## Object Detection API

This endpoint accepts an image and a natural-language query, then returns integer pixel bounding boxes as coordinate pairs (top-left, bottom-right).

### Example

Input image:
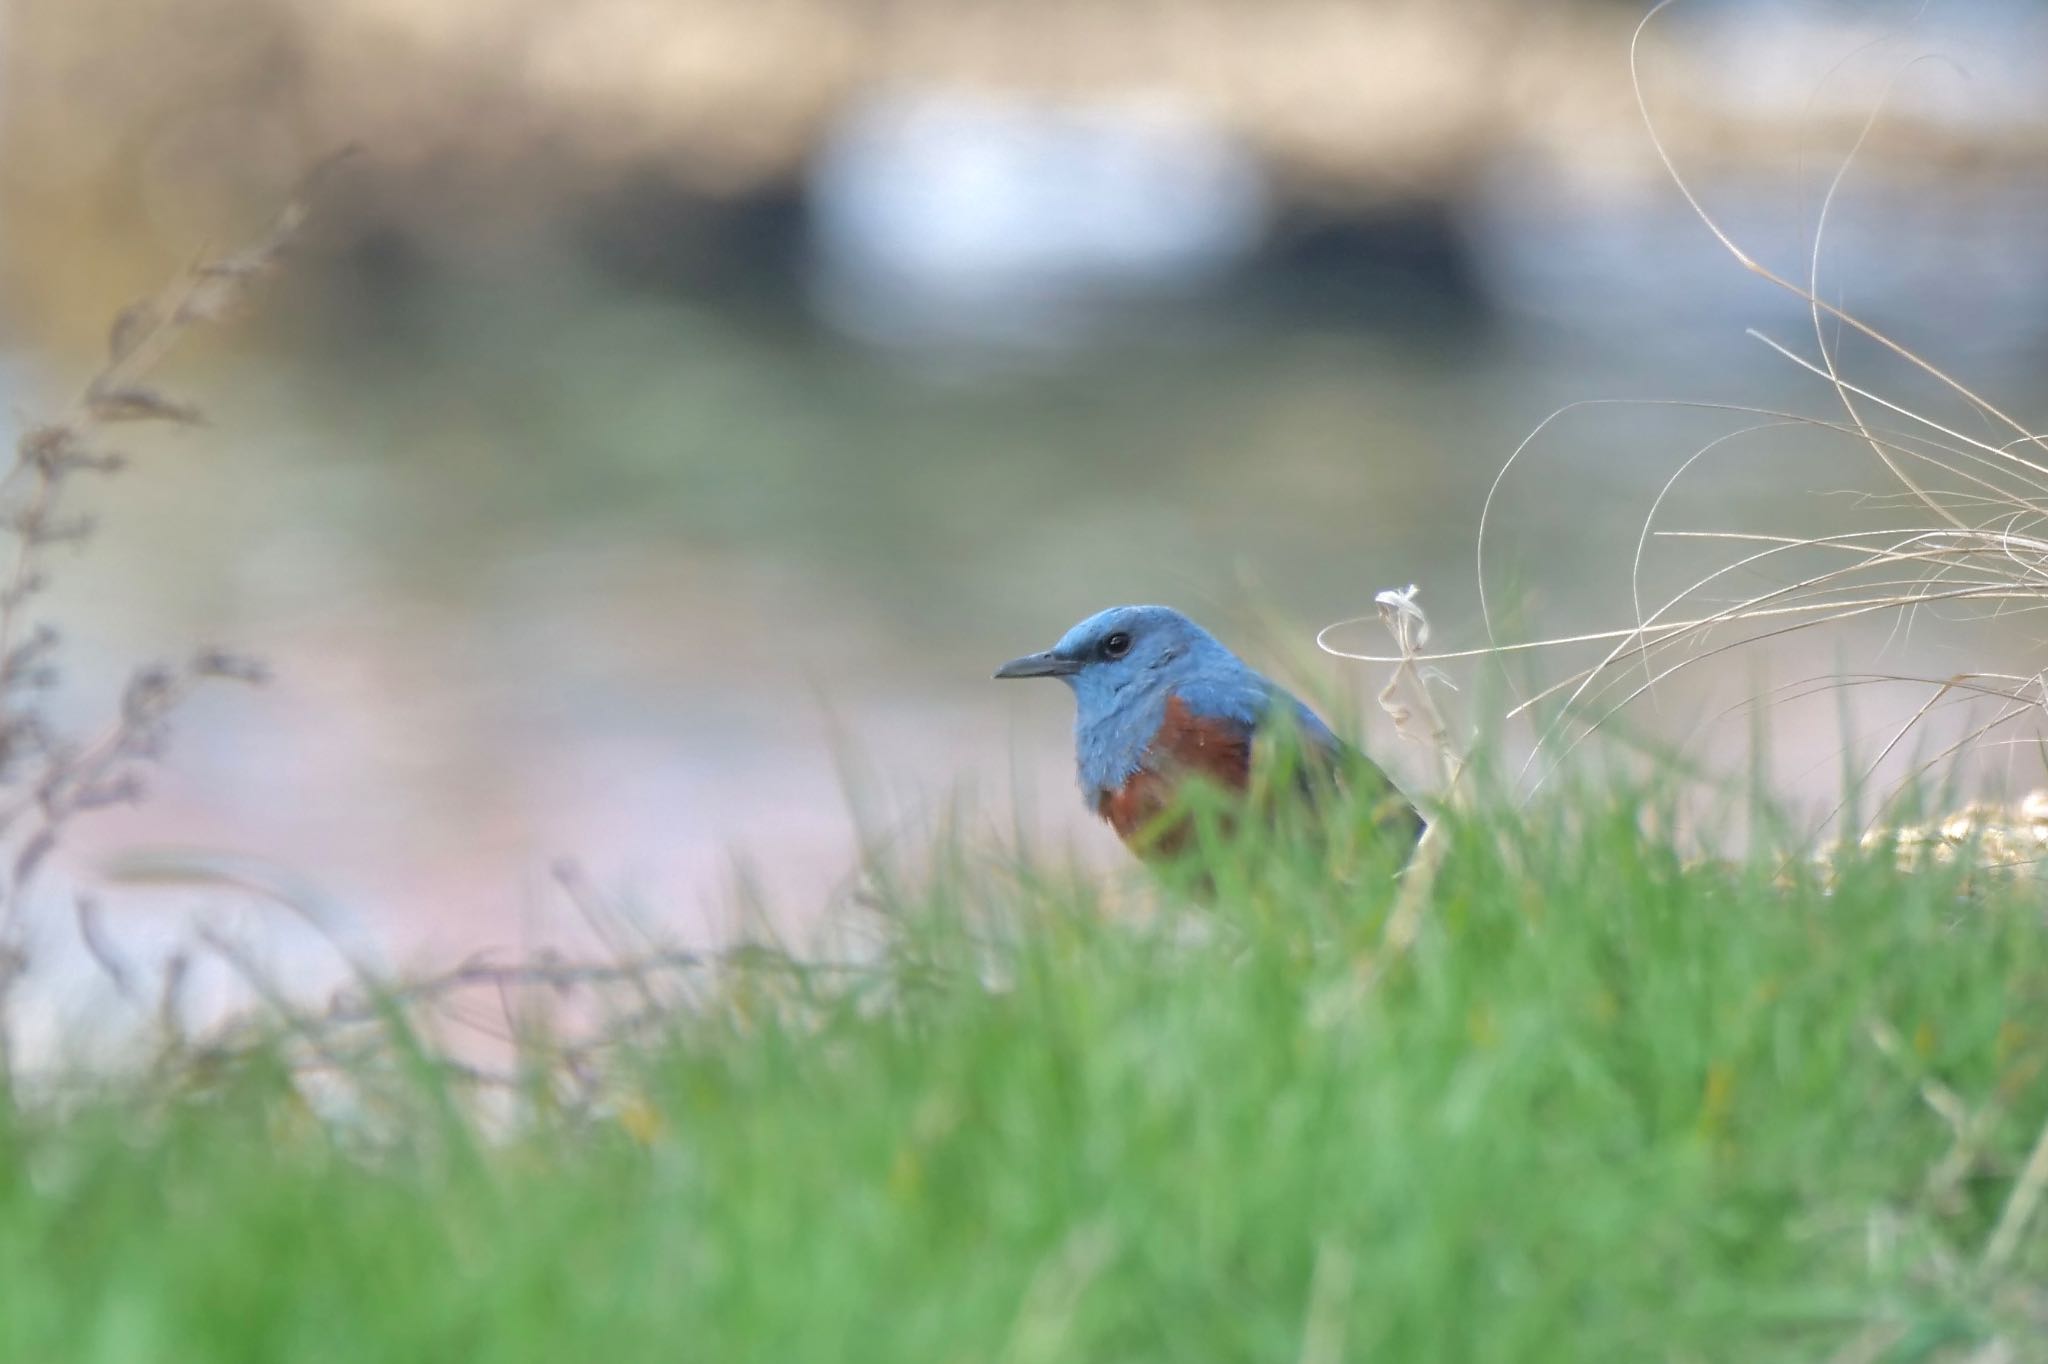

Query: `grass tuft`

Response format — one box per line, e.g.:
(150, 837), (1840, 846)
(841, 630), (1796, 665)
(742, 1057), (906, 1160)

(2, 772), (2046, 1359)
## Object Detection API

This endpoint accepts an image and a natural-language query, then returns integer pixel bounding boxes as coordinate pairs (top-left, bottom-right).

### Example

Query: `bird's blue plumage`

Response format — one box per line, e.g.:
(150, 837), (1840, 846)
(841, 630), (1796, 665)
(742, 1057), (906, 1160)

(1015, 605), (1343, 806)
(996, 604), (1420, 854)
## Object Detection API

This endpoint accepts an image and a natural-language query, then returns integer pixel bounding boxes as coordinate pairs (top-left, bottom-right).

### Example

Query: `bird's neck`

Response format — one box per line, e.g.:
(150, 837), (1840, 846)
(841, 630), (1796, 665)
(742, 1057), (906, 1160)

(1074, 680), (1172, 804)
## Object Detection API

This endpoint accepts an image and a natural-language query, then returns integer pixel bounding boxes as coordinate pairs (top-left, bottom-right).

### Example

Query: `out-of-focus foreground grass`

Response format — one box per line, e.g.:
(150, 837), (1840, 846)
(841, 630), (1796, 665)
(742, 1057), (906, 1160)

(1, 770), (2043, 1362)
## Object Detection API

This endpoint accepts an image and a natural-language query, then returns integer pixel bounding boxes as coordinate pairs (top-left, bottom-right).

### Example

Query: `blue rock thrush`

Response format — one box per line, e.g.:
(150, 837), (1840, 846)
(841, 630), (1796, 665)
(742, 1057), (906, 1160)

(995, 605), (1419, 856)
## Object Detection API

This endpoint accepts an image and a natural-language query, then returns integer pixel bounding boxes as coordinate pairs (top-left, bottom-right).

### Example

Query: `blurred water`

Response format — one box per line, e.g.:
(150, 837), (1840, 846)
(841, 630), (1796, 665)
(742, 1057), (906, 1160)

(8, 172), (2048, 1043)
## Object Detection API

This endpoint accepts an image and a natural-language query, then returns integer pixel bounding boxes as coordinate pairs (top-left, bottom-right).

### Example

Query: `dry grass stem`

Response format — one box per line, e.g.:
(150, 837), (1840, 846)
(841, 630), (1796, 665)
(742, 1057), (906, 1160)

(1371, 585), (1461, 955)
(0, 152), (352, 1089)
(1317, 6), (2048, 835)
(1983, 1109), (2048, 1276)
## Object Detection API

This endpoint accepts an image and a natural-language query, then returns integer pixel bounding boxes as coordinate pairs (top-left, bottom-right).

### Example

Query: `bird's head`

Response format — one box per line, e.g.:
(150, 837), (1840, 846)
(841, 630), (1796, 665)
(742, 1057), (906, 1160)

(994, 605), (1229, 715)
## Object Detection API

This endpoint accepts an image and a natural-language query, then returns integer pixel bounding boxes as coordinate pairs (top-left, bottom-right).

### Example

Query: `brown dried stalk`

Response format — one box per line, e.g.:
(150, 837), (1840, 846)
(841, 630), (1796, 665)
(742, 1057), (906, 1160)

(0, 151), (351, 1088)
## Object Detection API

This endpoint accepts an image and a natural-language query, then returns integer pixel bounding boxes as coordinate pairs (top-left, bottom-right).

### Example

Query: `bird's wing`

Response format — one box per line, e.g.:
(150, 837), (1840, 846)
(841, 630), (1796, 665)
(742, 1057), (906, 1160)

(1255, 688), (1423, 843)
(1154, 680), (1339, 787)
(1123, 684), (1420, 850)
(1167, 675), (1419, 840)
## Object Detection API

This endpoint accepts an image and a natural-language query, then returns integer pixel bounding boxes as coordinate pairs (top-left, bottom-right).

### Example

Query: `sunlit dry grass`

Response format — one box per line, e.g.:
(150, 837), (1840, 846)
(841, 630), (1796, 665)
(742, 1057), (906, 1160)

(1323, 1), (2048, 843)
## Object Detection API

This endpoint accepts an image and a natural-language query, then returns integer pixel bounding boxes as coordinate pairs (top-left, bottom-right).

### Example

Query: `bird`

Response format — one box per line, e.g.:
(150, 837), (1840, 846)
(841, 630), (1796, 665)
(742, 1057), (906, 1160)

(994, 605), (1420, 857)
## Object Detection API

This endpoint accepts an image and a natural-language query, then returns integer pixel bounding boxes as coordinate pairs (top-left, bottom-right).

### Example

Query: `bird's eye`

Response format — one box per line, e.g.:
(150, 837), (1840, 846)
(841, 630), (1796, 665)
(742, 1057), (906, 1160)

(1102, 631), (1132, 659)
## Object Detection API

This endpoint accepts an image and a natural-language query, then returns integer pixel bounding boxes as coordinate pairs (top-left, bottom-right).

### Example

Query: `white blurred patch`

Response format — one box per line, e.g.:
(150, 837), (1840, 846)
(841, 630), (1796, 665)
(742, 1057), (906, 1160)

(808, 90), (1268, 349)
(1677, 0), (2048, 130)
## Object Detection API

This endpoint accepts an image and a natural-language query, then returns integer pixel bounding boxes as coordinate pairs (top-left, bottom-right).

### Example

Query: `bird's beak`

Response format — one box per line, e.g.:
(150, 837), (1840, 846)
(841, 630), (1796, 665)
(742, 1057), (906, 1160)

(993, 650), (1081, 680)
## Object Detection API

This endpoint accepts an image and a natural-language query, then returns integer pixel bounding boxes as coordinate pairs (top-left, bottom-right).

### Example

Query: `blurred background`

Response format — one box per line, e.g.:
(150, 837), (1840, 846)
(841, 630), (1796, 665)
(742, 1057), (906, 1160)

(3, 0), (2048, 986)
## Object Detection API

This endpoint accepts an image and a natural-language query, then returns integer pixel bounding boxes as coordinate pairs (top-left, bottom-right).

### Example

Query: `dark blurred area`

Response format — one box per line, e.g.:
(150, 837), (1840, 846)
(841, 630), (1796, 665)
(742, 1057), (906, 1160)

(3, 0), (2048, 957)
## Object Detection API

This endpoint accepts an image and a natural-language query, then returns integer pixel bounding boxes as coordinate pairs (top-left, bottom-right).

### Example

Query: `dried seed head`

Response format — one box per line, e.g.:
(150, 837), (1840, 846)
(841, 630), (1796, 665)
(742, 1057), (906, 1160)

(12, 828), (55, 889)
(85, 386), (205, 426)
(107, 301), (161, 365)
(3, 571), (50, 606)
(61, 450), (129, 477)
(192, 649), (269, 685)
(73, 775), (145, 810)
(20, 425), (76, 472)
(120, 665), (177, 724)
(17, 515), (97, 548)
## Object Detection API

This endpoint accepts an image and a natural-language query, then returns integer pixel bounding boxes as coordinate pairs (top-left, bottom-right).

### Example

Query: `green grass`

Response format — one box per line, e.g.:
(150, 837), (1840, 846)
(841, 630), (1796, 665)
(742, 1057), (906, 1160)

(1, 773), (2045, 1362)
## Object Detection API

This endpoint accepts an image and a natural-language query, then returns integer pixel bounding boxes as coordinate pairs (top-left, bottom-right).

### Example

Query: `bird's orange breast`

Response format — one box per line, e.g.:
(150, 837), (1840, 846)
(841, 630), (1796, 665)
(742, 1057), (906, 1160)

(1095, 694), (1253, 854)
